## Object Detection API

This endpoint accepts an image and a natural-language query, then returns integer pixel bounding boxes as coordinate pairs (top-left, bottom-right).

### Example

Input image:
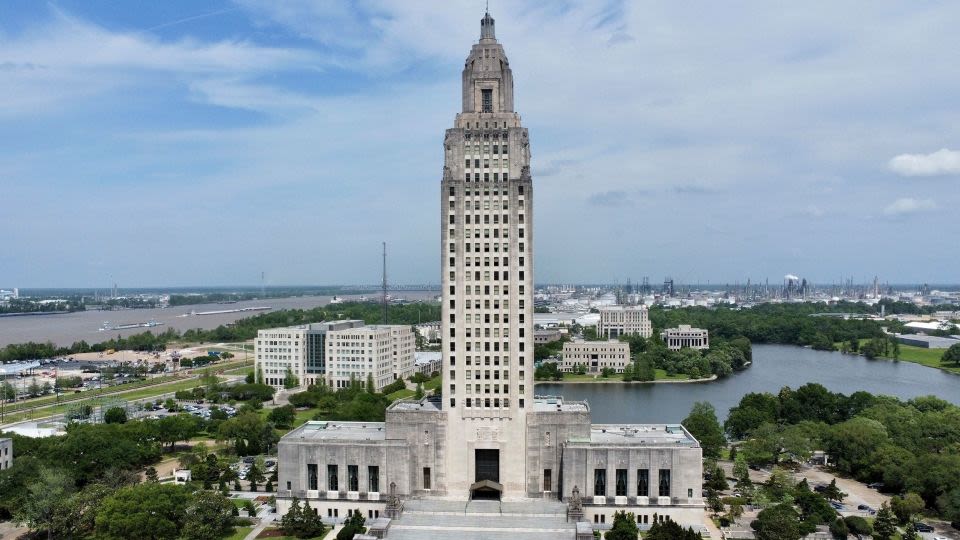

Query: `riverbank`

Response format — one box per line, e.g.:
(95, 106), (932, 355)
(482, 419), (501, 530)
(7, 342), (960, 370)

(831, 340), (960, 375)
(536, 374), (718, 384)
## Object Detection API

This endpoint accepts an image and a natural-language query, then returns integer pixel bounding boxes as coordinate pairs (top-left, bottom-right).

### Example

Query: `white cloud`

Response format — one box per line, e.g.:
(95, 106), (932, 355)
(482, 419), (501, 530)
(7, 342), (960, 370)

(883, 197), (936, 216)
(888, 148), (960, 177)
(0, 10), (317, 115)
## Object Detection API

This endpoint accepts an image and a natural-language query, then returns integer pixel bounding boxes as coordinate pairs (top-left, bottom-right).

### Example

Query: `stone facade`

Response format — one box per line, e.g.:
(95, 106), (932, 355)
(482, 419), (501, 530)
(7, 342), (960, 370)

(598, 306), (652, 339)
(275, 12), (704, 532)
(661, 325), (710, 351)
(560, 340), (631, 373)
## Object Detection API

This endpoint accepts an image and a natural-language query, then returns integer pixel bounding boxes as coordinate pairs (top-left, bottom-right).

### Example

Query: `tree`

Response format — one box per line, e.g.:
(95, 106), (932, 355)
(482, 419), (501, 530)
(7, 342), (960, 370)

(843, 516), (872, 536)
(268, 405), (297, 429)
(283, 368), (299, 390)
(337, 510), (366, 540)
(414, 383), (424, 400)
(872, 502), (898, 540)
(901, 523), (920, 540)
(646, 517), (703, 540)
(181, 491), (235, 540)
(822, 479), (846, 502)
(245, 371), (255, 384)
(943, 342), (960, 366)
(733, 454), (751, 486)
(103, 406), (127, 424)
(247, 463), (264, 492)
(891, 492), (925, 524)
(828, 517), (848, 540)
(751, 503), (802, 540)
(366, 374), (376, 394)
(14, 467), (74, 540)
(605, 510), (639, 540)
(95, 482), (191, 540)
(938, 487), (960, 528)
(145, 466), (159, 482)
(281, 498), (304, 536)
(683, 402), (726, 459)
(217, 412), (273, 455)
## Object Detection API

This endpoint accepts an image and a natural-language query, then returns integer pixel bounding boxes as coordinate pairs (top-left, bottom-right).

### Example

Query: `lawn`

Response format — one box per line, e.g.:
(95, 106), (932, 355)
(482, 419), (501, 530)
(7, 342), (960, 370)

(387, 388), (415, 401)
(222, 526), (253, 540)
(848, 339), (960, 374)
(423, 375), (442, 391)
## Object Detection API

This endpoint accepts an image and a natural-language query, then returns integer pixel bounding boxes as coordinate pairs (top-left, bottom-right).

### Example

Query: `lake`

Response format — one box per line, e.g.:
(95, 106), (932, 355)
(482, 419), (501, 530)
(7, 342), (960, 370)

(536, 344), (960, 423)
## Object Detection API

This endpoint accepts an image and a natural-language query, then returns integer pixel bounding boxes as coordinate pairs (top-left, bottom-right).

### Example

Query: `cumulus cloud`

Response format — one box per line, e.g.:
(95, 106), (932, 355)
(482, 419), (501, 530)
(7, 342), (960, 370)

(883, 197), (936, 216)
(888, 148), (960, 177)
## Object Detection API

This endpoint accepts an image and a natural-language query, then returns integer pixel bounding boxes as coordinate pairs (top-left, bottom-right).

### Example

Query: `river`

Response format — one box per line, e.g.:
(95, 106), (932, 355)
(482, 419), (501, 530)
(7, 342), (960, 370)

(0, 293), (437, 348)
(536, 344), (960, 424)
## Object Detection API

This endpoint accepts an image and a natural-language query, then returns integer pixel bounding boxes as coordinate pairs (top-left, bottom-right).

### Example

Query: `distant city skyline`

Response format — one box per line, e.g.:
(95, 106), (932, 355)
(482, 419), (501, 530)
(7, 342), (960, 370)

(2, 1), (959, 287)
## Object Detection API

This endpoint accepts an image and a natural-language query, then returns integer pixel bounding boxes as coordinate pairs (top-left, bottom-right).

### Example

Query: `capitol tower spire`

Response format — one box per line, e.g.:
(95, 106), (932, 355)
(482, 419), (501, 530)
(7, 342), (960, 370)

(441, 8), (534, 499)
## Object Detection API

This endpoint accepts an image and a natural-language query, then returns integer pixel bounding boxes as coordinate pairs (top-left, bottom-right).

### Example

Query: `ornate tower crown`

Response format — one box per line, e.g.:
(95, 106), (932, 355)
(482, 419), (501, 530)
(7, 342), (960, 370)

(462, 11), (514, 114)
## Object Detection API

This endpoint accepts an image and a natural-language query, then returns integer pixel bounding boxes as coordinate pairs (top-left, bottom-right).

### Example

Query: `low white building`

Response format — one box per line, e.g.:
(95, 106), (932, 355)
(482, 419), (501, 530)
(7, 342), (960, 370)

(661, 325), (710, 351)
(325, 325), (416, 391)
(561, 340), (631, 374)
(597, 306), (652, 339)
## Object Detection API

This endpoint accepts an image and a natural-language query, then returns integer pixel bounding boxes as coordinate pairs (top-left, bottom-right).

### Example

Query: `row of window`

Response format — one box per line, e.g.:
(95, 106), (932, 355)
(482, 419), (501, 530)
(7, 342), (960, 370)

(449, 185), (523, 196)
(452, 227), (520, 239)
(464, 142), (509, 154)
(306, 464), (379, 493)
(449, 397), (524, 409)
(592, 469), (671, 498)
(448, 213), (516, 225)
(462, 124), (509, 133)
(465, 158), (509, 168)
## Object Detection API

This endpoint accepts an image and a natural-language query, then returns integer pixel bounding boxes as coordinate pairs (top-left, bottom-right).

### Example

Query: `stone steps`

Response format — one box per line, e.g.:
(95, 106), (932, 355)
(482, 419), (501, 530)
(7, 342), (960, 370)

(391, 498), (576, 540)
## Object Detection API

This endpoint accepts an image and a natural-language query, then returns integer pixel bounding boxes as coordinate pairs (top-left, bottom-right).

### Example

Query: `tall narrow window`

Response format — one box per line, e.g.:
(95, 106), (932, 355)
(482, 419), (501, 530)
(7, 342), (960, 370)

(307, 464), (318, 490)
(327, 465), (338, 491)
(543, 469), (552, 492)
(637, 469), (649, 497)
(348, 465), (359, 492)
(481, 89), (493, 113)
(594, 469), (607, 497)
(368, 466), (380, 493)
(423, 467), (432, 490)
(616, 469), (628, 496)
(658, 469), (671, 497)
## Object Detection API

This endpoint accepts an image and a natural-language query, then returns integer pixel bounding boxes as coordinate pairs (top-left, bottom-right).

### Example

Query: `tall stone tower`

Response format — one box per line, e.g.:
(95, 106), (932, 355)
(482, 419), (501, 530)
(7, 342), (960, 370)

(441, 11), (534, 499)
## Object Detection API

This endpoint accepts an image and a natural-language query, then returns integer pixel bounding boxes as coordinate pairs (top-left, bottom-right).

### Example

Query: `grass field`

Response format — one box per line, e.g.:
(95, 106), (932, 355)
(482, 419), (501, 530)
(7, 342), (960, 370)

(846, 339), (960, 374)
(222, 526), (253, 540)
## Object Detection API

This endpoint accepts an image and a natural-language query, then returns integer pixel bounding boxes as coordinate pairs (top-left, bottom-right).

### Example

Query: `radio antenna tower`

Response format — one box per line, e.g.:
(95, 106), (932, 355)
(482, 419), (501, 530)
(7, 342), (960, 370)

(261, 271), (266, 299)
(381, 242), (388, 324)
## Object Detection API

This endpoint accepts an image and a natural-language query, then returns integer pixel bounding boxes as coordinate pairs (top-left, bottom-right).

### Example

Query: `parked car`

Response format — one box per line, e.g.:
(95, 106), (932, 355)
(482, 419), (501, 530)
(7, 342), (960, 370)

(914, 523), (934, 532)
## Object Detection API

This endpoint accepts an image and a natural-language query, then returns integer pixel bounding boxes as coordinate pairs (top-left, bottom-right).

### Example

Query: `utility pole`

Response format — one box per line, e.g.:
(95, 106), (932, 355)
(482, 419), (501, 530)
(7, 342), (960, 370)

(381, 242), (388, 325)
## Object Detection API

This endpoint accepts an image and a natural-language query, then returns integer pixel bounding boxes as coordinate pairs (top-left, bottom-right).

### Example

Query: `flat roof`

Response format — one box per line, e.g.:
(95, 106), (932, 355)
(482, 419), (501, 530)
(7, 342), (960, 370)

(0, 361), (40, 375)
(532, 395), (589, 413)
(586, 424), (698, 447)
(388, 398), (443, 412)
(284, 421), (386, 442)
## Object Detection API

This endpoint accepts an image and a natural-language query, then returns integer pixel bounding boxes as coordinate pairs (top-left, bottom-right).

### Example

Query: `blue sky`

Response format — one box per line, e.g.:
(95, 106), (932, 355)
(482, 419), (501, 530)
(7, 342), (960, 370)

(1, 1), (959, 288)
